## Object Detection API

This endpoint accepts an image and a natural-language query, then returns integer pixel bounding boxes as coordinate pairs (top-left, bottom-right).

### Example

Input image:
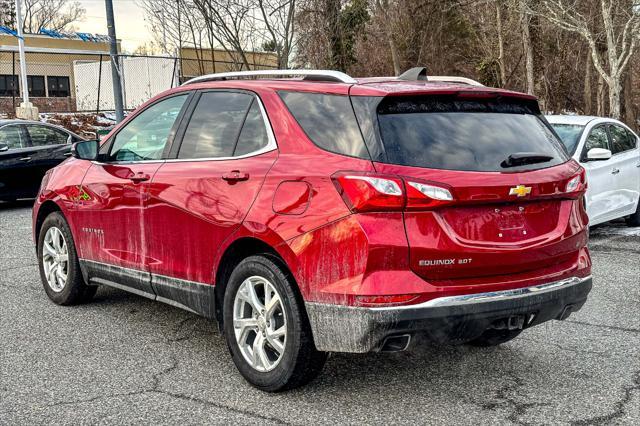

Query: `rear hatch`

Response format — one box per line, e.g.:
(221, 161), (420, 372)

(351, 93), (588, 283)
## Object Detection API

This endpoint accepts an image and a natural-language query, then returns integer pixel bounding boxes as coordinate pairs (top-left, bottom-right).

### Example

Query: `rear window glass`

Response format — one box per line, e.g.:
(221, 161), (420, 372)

(279, 91), (369, 159)
(375, 97), (568, 172)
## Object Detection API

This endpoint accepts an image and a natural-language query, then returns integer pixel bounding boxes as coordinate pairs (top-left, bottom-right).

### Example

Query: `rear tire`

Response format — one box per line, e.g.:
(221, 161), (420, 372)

(38, 212), (97, 305)
(468, 329), (522, 347)
(223, 255), (327, 392)
(625, 201), (640, 227)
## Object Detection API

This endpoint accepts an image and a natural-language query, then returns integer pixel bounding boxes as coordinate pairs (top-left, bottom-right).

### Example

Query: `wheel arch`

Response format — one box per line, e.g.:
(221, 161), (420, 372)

(34, 200), (64, 244)
(213, 236), (301, 327)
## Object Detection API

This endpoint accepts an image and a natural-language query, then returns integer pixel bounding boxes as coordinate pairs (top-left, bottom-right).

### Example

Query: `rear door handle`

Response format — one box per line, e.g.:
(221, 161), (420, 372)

(129, 173), (151, 183)
(611, 168), (620, 175)
(222, 170), (249, 182)
(19, 157), (31, 161)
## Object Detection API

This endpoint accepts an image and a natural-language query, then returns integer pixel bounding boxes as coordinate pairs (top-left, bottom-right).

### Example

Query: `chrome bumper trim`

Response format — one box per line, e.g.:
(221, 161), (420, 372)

(371, 276), (591, 311)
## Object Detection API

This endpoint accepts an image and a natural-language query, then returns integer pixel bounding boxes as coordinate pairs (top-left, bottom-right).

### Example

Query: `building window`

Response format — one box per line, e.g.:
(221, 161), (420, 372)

(0, 75), (19, 97)
(47, 76), (71, 97)
(27, 76), (46, 97)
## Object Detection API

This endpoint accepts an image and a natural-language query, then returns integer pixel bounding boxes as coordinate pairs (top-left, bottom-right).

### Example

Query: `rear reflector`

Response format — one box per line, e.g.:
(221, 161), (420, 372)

(355, 294), (419, 307)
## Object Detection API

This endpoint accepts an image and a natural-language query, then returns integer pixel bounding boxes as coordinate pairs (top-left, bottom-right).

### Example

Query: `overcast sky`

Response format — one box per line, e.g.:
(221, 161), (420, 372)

(74, 0), (153, 52)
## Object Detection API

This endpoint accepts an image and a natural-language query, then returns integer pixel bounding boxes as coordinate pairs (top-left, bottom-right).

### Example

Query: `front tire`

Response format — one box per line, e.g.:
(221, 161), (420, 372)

(223, 255), (327, 392)
(38, 212), (96, 305)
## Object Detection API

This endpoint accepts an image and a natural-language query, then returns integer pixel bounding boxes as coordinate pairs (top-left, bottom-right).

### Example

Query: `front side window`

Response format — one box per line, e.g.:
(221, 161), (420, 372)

(178, 92), (253, 159)
(0, 125), (26, 149)
(609, 125), (637, 154)
(26, 125), (69, 146)
(550, 123), (584, 155)
(47, 76), (70, 97)
(584, 126), (610, 152)
(373, 96), (567, 172)
(109, 94), (188, 161)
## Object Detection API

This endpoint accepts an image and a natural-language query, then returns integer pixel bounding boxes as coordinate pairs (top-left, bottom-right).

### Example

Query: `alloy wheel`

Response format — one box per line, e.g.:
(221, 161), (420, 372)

(233, 275), (287, 372)
(42, 227), (69, 293)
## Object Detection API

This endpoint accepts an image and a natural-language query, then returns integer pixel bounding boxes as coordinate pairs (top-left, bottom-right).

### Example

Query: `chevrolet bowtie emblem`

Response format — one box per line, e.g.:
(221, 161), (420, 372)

(509, 185), (532, 197)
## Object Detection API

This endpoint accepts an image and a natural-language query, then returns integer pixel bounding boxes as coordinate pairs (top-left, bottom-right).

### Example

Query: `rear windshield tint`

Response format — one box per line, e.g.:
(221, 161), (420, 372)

(279, 91), (370, 159)
(374, 96), (568, 172)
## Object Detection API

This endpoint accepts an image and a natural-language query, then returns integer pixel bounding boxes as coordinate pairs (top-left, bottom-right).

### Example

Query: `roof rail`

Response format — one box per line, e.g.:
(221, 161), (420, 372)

(427, 76), (484, 87)
(182, 69), (357, 86)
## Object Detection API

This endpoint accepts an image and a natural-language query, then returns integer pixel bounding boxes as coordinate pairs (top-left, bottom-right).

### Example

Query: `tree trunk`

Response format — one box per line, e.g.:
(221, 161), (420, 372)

(597, 76), (606, 116)
(608, 78), (622, 120)
(496, 0), (506, 87)
(519, 0), (535, 95)
(583, 53), (592, 115)
(623, 70), (635, 127)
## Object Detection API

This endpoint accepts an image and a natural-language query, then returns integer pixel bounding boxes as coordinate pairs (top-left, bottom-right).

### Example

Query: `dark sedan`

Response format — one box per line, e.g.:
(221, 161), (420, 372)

(0, 120), (85, 202)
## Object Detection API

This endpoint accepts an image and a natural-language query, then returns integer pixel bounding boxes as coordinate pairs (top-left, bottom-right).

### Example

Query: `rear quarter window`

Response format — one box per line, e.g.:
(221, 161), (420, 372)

(279, 91), (370, 159)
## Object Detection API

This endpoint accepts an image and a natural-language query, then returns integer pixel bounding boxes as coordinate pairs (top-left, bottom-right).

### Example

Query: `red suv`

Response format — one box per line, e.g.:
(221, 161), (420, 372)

(33, 68), (592, 391)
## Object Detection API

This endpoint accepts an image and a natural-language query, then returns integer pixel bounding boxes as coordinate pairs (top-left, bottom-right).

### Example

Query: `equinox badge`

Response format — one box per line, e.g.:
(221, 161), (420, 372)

(509, 185), (532, 197)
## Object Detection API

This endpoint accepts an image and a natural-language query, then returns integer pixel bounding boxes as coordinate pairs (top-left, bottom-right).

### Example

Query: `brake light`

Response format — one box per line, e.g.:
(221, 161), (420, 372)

(405, 181), (455, 210)
(565, 168), (587, 194)
(333, 173), (404, 212)
(332, 172), (456, 212)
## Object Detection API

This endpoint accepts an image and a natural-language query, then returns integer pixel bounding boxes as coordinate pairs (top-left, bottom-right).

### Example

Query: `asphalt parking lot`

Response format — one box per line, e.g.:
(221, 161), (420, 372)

(1, 201), (639, 425)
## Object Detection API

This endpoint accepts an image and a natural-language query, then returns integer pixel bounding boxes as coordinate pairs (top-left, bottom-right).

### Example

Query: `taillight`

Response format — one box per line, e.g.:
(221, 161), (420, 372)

(405, 181), (455, 210)
(565, 168), (587, 195)
(332, 172), (456, 212)
(333, 172), (404, 212)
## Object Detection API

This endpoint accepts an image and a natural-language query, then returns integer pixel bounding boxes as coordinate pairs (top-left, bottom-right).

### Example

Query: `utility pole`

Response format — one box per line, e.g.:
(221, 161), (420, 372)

(14, 0), (38, 120)
(105, 0), (124, 122)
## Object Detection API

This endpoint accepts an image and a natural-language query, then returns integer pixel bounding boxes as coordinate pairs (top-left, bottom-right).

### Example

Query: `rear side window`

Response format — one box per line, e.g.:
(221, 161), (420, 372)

(26, 125), (69, 146)
(373, 96), (568, 172)
(0, 125), (26, 149)
(235, 101), (269, 156)
(178, 92), (253, 159)
(279, 92), (369, 159)
(609, 125), (637, 154)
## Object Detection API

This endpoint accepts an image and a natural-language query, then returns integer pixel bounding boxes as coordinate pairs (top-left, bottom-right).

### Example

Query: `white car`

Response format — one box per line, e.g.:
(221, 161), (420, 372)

(547, 115), (640, 227)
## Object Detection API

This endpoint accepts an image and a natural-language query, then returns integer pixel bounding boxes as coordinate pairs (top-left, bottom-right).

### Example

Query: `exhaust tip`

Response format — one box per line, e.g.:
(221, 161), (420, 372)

(380, 334), (412, 352)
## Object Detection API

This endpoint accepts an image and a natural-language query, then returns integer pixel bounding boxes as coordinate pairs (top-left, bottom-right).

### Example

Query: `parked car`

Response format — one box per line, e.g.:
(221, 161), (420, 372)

(0, 120), (84, 202)
(547, 115), (640, 226)
(33, 69), (592, 391)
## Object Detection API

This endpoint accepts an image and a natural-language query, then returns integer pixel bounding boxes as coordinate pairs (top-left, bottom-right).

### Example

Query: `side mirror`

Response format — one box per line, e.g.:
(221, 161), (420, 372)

(71, 140), (99, 160)
(0, 142), (8, 152)
(586, 147), (612, 161)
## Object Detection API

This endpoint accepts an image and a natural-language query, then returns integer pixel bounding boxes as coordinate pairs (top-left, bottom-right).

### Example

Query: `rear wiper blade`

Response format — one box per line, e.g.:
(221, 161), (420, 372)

(501, 152), (554, 168)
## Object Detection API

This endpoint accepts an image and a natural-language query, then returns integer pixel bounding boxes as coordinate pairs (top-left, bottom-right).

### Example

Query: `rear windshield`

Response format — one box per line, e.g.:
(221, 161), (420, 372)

(549, 123), (584, 155)
(373, 96), (569, 172)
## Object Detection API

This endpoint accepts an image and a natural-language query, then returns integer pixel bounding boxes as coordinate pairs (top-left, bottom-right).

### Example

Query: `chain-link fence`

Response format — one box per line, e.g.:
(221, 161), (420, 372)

(0, 50), (278, 116)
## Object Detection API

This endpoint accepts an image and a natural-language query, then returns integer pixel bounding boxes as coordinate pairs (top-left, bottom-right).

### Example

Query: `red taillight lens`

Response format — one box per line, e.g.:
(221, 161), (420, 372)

(565, 168), (587, 196)
(332, 172), (456, 212)
(405, 180), (455, 210)
(333, 172), (405, 212)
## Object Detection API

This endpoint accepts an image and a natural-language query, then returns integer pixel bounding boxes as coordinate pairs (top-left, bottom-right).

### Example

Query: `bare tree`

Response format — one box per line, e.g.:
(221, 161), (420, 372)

(536, 0), (640, 118)
(22, 0), (85, 33)
(255, 0), (297, 68)
(0, 0), (16, 28)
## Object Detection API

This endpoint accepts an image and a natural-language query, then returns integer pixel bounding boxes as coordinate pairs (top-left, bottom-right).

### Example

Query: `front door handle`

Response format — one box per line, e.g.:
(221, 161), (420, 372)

(129, 172), (151, 183)
(19, 157), (31, 161)
(222, 170), (249, 182)
(611, 168), (620, 175)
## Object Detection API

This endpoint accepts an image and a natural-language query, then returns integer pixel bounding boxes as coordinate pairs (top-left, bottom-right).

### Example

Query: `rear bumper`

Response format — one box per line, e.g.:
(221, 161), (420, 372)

(305, 276), (592, 353)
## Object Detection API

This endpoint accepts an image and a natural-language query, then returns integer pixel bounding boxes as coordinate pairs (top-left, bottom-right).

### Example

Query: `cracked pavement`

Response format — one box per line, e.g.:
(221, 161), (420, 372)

(1, 201), (639, 424)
